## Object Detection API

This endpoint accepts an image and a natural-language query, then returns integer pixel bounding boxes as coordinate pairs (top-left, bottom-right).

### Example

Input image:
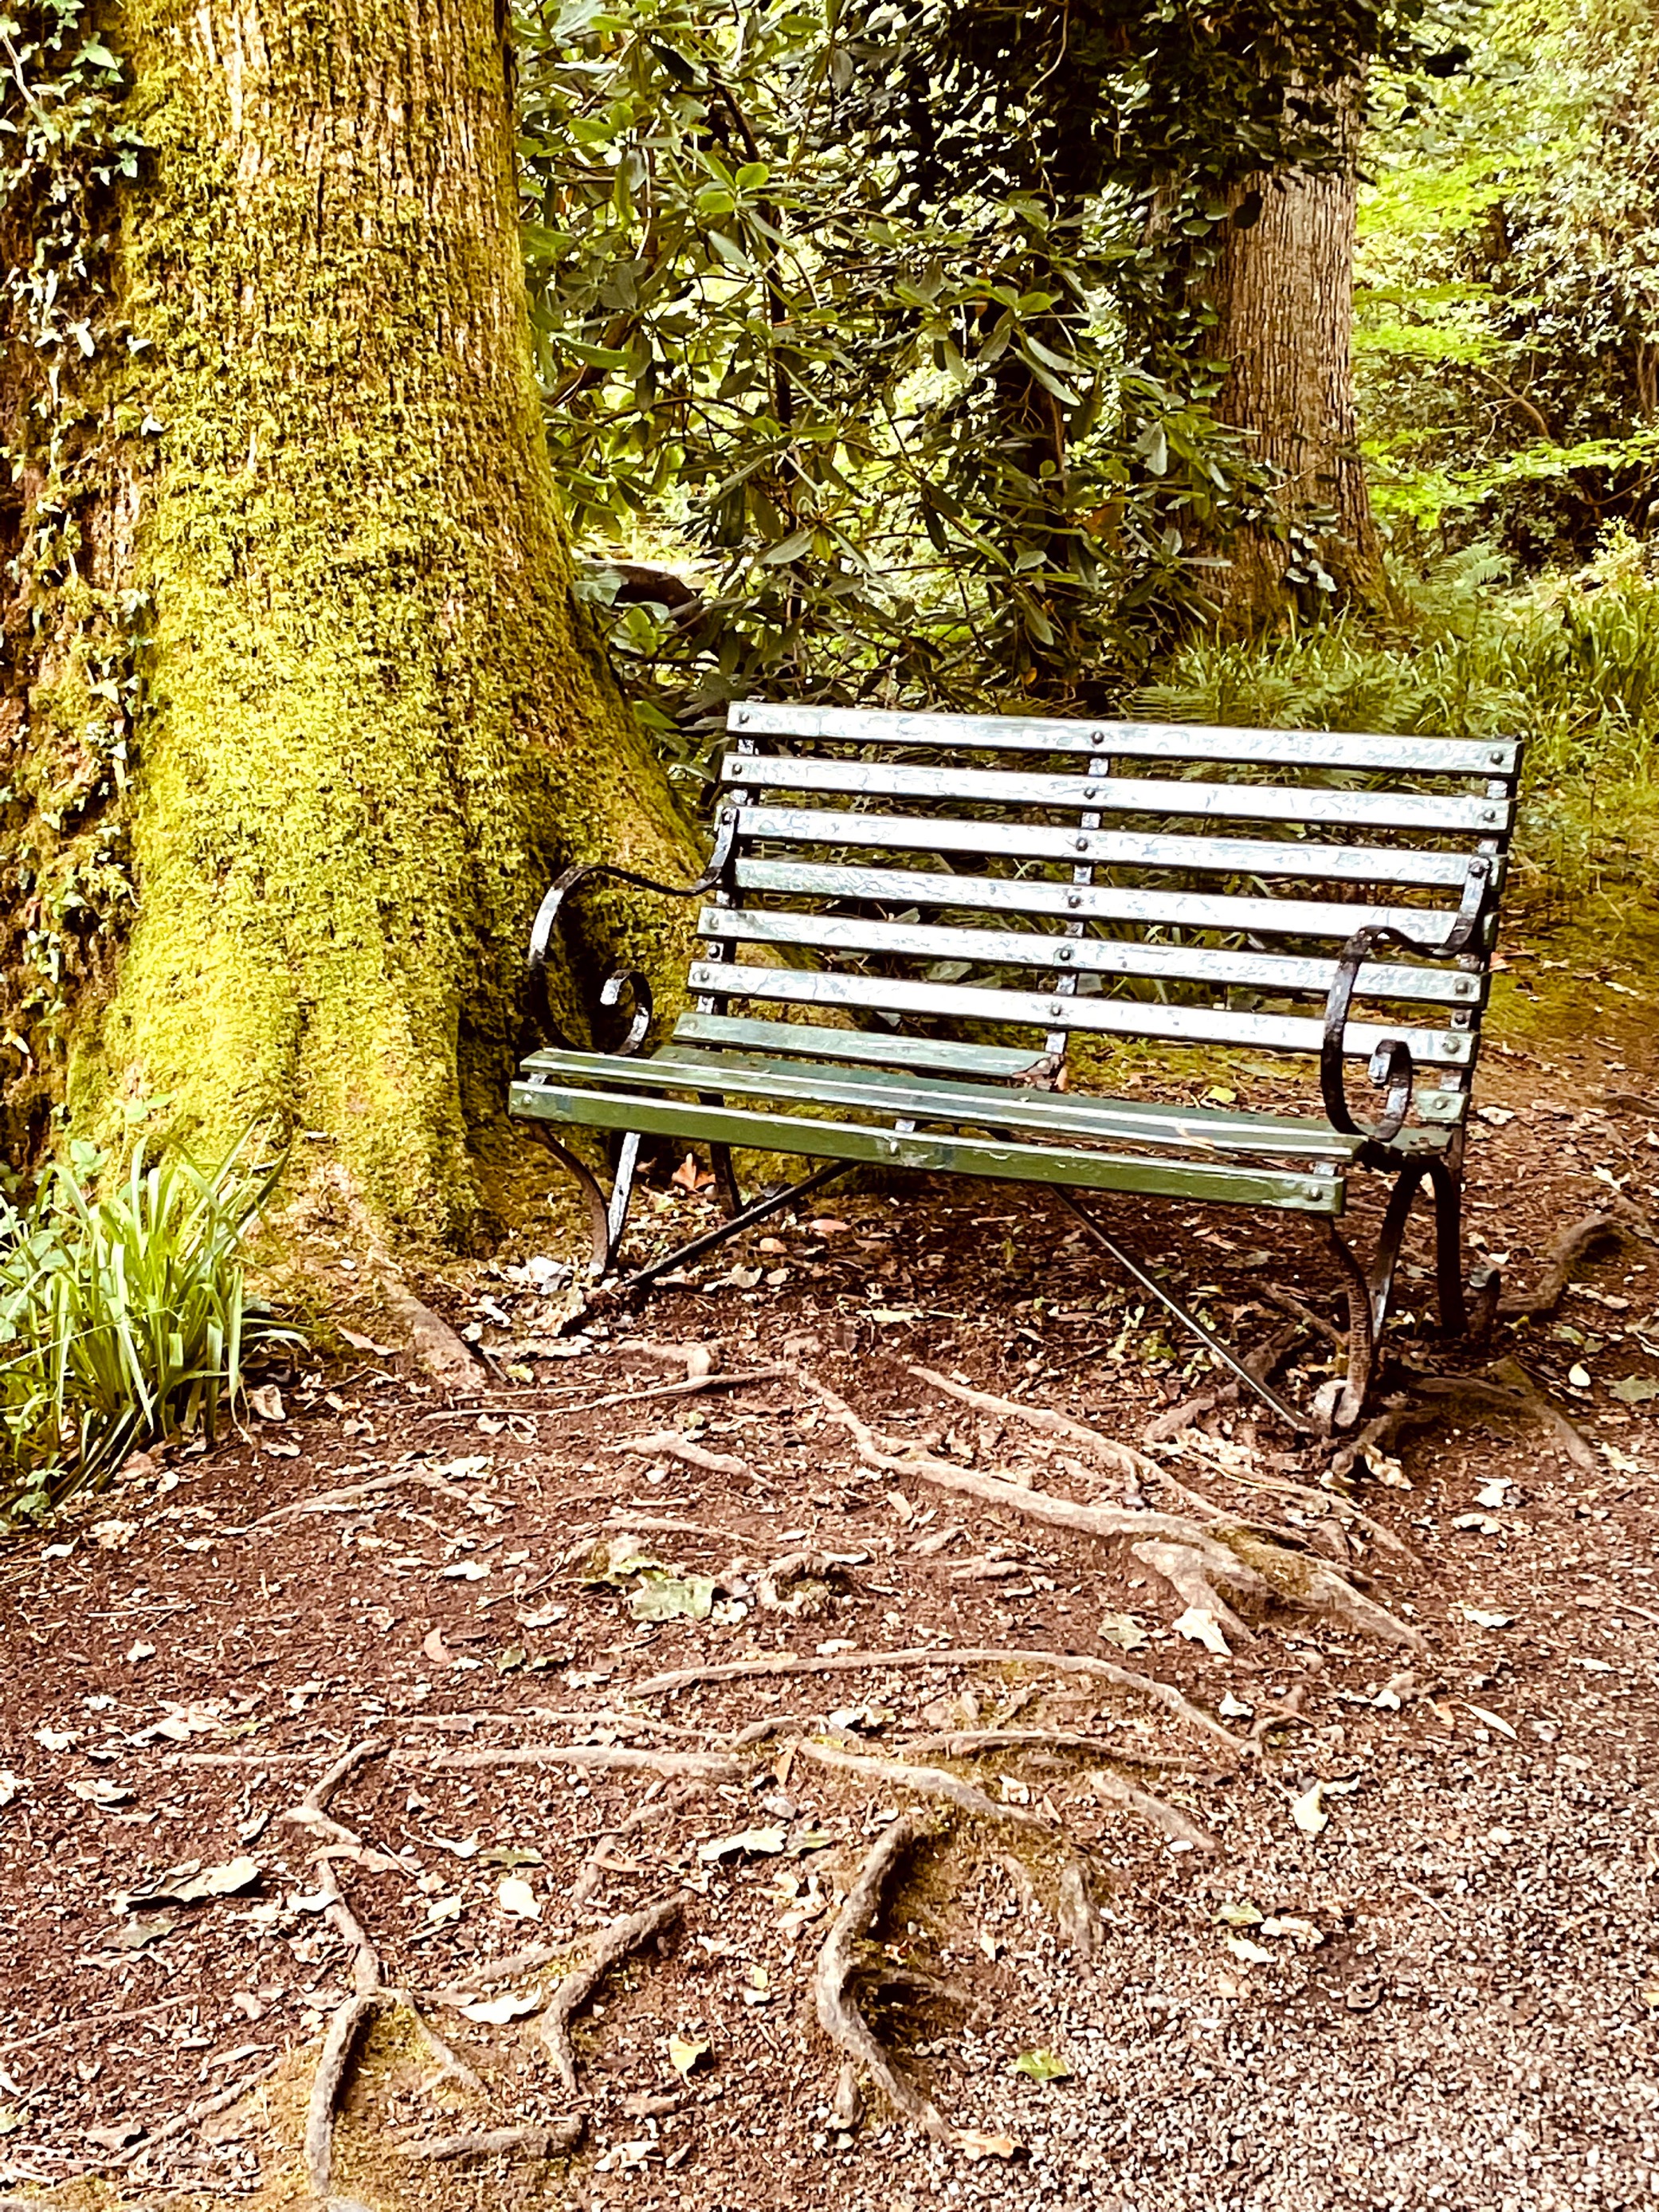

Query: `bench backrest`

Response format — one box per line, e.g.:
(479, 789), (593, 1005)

(680, 704), (1520, 1124)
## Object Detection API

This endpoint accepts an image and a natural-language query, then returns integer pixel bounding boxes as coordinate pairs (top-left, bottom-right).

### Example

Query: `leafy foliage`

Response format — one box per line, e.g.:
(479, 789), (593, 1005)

(1357, 0), (1659, 558)
(515, 0), (1444, 755)
(1138, 538), (1659, 905)
(0, 1134), (301, 1521)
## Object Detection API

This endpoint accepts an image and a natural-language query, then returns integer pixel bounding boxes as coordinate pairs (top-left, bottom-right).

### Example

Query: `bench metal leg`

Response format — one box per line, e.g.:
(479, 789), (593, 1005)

(1054, 1190), (1313, 1433)
(623, 1159), (850, 1293)
(608, 1131), (642, 1262)
(526, 1129), (616, 1279)
(708, 1140), (743, 1218)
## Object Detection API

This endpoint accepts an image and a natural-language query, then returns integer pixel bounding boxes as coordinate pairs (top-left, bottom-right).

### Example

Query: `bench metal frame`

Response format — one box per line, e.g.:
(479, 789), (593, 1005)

(512, 705), (1521, 1430)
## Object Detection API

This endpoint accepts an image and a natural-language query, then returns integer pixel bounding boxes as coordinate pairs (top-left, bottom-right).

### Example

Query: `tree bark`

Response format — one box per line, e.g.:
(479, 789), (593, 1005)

(1201, 78), (1383, 626)
(4, 0), (699, 1241)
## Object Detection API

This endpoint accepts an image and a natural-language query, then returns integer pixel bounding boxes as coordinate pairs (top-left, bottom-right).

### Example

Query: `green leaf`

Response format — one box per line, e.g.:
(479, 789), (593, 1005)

(1011, 2049), (1071, 2082)
(629, 1573), (716, 1621)
(1609, 1375), (1659, 1404)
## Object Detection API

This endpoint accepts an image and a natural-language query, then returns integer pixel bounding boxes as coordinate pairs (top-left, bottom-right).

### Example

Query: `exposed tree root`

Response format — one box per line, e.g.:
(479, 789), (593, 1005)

(629, 1644), (1242, 1754)
(907, 1365), (1162, 1483)
(899, 1727), (1214, 1772)
(790, 1738), (1045, 1829)
(571, 1783), (699, 1908)
(801, 1367), (1422, 1655)
(277, 1736), (389, 1853)
(1129, 1538), (1263, 1649)
(397, 1743), (744, 1782)
(1141, 1320), (1304, 1444)
(1333, 1358), (1598, 1479)
(371, 1245), (480, 1390)
(540, 1893), (687, 2094)
(1497, 1209), (1652, 1321)
(114, 2053), (285, 2171)
(1158, 1439), (1414, 1559)
(432, 1944), (568, 2003)
(409, 2007), (489, 2101)
(1084, 1767), (1218, 1853)
(813, 1813), (957, 2144)
(304, 1991), (382, 2199)
(606, 1430), (751, 1477)
(395, 2119), (582, 2163)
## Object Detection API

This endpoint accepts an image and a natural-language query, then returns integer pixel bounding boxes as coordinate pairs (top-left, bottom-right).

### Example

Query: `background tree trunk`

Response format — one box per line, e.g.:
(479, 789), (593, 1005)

(11, 0), (699, 1241)
(1202, 79), (1383, 626)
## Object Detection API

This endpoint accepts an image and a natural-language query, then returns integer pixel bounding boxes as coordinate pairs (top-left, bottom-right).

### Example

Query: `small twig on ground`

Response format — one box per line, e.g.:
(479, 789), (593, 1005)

(540, 1894), (687, 2094)
(628, 1643), (1241, 1753)
(395, 2119), (582, 2163)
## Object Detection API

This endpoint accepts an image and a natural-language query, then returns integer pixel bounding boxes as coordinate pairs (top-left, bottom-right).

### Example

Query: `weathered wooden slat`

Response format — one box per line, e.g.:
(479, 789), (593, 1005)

(699, 905), (1485, 1009)
(519, 1044), (1369, 1159)
(670, 1011), (1049, 1081)
(688, 962), (1476, 1065)
(735, 806), (1477, 888)
(508, 1078), (1347, 1213)
(736, 857), (1468, 946)
(728, 702), (1523, 780)
(722, 752), (1512, 837)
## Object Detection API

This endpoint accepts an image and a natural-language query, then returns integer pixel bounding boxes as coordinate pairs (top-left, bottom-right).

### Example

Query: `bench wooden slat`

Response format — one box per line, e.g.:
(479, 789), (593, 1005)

(729, 703), (1522, 780)
(736, 859), (1469, 946)
(737, 806), (1479, 889)
(509, 1077), (1347, 1213)
(521, 1044), (1369, 1159)
(722, 753), (1512, 837)
(669, 1012), (1049, 1081)
(688, 963), (1476, 1065)
(700, 906), (1485, 1009)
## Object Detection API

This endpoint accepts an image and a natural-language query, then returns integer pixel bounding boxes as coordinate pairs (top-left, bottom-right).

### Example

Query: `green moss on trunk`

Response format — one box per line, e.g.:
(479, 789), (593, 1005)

(66, 0), (699, 1241)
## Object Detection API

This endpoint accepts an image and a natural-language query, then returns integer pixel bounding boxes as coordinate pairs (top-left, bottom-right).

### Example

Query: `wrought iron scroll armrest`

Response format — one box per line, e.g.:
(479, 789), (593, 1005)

(1319, 854), (1494, 1143)
(528, 808), (738, 977)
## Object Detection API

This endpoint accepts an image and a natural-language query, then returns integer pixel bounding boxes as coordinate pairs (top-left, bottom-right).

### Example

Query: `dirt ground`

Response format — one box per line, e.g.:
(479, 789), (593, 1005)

(2, 924), (1657, 2211)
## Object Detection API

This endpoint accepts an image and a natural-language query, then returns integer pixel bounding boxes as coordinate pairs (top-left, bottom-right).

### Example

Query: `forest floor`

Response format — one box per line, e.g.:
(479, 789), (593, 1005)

(1, 921), (1657, 2212)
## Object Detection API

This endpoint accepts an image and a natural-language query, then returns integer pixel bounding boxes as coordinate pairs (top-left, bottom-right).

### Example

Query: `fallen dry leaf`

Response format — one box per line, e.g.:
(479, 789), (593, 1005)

(497, 1876), (540, 1920)
(668, 2034), (711, 2077)
(461, 1991), (543, 2025)
(1173, 1605), (1230, 1657)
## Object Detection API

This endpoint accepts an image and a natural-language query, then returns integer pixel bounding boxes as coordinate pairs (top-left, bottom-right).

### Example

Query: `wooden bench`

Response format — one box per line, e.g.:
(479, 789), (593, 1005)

(510, 704), (1521, 1429)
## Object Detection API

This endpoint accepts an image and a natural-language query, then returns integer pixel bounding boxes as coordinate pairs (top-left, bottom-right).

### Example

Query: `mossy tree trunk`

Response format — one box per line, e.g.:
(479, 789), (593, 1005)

(1200, 76), (1385, 628)
(10, 0), (700, 1242)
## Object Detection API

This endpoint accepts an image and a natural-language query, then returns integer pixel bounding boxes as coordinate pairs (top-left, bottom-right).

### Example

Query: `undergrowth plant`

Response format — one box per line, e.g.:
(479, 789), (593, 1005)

(0, 1133), (302, 1523)
(1135, 540), (1659, 915)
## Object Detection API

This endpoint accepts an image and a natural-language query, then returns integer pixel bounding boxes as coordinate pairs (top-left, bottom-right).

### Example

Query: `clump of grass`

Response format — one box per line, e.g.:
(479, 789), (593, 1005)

(1136, 538), (1659, 916)
(0, 1132), (303, 1524)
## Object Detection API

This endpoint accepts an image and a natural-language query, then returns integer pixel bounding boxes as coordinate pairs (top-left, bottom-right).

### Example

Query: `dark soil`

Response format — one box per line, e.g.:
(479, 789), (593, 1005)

(1, 931), (1657, 2210)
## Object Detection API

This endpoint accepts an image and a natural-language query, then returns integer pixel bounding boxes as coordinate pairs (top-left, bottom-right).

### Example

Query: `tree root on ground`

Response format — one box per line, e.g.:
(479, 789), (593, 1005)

(629, 1644), (1241, 1754)
(395, 2120), (582, 2163)
(907, 1365), (1163, 1483)
(571, 1783), (700, 1907)
(1083, 1767), (1218, 1852)
(1332, 1357), (1597, 1479)
(1140, 1320), (1305, 1445)
(1128, 1538), (1263, 1649)
(304, 1990), (382, 2199)
(1497, 1207), (1653, 1321)
(540, 1893), (688, 2094)
(1155, 1438), (1414, 1559)
(790, 1738), (1047, 1829)
(813, 1813), (967, 2148)
(606, 1430), (752, 1477)
(898, 1727), (1216, 1773)
(798, 1368), (1422, 1654)
(396, 1743), (745, 1782)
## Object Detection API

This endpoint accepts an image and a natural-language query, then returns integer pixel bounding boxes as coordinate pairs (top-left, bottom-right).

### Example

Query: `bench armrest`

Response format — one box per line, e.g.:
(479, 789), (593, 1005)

(1320, 854), (1494, 1143)
(528, 809), (738, 976)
